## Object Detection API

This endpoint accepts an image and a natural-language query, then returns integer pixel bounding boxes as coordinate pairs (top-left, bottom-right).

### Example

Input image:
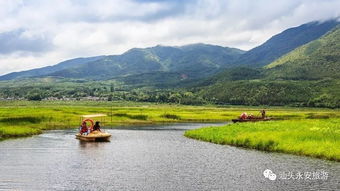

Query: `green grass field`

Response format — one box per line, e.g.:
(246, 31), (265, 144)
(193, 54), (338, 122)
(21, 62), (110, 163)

(0, 100), (248, 139)
(1, 100), (339, 161)
(185, 118), (340, 161)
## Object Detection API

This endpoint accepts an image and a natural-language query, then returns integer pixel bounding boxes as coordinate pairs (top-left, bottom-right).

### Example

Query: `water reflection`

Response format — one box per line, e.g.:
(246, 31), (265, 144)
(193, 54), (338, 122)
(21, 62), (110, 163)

(78, 141), (110, 149)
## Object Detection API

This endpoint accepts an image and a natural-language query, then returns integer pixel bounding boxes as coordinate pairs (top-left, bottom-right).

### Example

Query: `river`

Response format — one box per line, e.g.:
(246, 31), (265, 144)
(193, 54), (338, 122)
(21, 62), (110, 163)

(0, 123), (339, 190)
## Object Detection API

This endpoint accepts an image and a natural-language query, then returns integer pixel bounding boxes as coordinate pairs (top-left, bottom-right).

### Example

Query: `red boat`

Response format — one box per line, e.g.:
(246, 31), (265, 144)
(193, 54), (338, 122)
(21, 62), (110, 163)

(232, 110), (272, 123)
(232, 117), (272, 123)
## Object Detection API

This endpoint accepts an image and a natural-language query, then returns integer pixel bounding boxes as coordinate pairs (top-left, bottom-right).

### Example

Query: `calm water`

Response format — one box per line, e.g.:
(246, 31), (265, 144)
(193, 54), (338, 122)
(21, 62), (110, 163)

(0, 123), (339, 191)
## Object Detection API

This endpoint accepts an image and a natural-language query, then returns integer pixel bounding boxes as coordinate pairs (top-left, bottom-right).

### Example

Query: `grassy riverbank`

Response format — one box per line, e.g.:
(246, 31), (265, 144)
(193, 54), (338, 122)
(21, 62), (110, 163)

(0, 100), (339, 145)
(185, 118), (340, 161)
(0, 100), (239, 139)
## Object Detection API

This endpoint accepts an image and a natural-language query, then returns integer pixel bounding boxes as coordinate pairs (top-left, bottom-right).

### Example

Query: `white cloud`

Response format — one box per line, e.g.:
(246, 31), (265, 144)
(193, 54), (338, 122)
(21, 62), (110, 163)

(0, 0), (339, 75)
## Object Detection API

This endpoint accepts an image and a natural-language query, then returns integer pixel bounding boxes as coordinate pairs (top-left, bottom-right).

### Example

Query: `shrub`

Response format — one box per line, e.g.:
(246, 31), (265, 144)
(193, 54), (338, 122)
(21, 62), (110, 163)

(160, 113), (181, 120)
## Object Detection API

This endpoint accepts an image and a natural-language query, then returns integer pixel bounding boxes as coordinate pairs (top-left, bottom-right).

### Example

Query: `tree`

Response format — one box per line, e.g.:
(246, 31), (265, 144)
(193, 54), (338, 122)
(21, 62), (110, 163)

(27, 93), (42, 101)
(108, 94), (113, 101)
(110, 83), (115, 92)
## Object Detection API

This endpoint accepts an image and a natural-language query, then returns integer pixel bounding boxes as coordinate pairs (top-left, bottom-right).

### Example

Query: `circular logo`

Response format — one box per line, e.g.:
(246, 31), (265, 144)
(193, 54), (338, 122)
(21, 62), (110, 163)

(263, 169), (276, 181)
(263, 169), (272, 178)
(268, 173), (277, 180)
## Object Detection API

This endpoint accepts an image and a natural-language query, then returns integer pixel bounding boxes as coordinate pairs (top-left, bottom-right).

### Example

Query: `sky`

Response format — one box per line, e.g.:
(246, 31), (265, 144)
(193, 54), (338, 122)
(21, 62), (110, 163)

(0, 0), (339, 75)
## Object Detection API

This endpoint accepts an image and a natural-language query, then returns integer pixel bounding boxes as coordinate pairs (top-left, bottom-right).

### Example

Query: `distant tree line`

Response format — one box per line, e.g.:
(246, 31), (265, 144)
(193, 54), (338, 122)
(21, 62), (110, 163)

(0, 80), (338, 108)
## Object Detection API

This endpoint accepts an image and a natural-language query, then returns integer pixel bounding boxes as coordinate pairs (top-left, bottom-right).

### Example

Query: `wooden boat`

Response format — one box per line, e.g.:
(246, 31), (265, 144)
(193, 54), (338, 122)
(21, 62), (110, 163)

(76, 130), (111, 142)
(232, 117), (272, 123)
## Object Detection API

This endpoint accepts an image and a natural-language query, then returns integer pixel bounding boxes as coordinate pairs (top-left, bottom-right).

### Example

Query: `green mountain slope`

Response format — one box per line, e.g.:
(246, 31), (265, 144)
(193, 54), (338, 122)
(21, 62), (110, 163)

(48, 44), (244, 80)
(231, 19), (339, 67)
(0, 44), (244, 83)
(265, 27), (340, 80)
(199, 25), (340, 108)
(0, 56), (105, 80)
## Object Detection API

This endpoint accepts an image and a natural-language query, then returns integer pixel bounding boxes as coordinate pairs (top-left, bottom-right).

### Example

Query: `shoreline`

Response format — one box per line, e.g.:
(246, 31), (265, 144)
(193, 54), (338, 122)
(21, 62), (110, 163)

(184, 119), (340, 162)
(0, 119), (228, 141)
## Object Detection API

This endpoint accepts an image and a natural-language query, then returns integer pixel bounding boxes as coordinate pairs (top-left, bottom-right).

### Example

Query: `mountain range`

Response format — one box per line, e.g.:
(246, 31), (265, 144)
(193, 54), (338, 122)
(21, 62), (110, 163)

(0, 44), (244, 81)
(0, 18), (339, 107)
(265, 26), (340, 80)
(199, 25), (339, 107)
(231, 19), (339, 67)
(0, 56), (105, 81)
(1, 19), (338, 83)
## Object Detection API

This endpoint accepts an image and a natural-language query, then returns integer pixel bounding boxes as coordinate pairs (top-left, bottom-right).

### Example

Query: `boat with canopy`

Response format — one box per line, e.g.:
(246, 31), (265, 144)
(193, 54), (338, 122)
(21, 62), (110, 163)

(75, 114), (111, 142)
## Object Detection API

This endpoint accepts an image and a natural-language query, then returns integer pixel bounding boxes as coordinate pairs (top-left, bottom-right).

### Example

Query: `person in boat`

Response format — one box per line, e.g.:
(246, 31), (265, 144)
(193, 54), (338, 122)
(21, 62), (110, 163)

(240, 112), (248, 120)
(80, 121), (88, 135)
(260, 110), (266, 119)
(93, 121), (101, 132)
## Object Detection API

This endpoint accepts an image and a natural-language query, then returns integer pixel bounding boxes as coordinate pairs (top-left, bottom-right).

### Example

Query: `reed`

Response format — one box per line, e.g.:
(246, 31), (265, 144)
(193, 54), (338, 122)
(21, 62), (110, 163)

(0, 100), (338, 147)
(185, 118), (340, 161)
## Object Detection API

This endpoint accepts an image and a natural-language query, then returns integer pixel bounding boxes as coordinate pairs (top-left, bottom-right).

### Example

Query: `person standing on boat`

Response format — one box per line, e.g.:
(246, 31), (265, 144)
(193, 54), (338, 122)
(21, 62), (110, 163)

(93, 121), (101, 132)
(260, 110), (266, 119)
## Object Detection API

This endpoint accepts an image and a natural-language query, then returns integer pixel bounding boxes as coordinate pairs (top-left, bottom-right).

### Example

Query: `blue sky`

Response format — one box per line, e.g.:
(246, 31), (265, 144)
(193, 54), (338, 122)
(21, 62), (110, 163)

(0, 0), (339, 75)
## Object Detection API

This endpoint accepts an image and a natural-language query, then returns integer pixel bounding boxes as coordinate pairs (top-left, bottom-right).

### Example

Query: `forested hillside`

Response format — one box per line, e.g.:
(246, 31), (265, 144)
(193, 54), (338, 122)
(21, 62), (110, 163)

(265, 27), (340, 80)
(231, 19), (339, 67)
(199, 26), (340, 108)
